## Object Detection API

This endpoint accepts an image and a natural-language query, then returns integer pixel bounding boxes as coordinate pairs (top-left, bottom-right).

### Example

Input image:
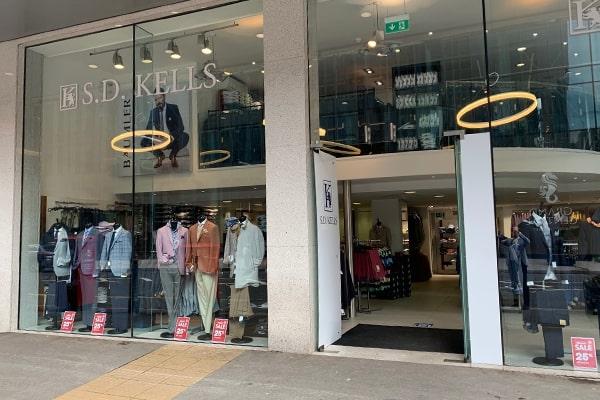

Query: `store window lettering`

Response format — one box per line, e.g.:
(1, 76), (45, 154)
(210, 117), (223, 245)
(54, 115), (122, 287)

(58, 64), (218, 111)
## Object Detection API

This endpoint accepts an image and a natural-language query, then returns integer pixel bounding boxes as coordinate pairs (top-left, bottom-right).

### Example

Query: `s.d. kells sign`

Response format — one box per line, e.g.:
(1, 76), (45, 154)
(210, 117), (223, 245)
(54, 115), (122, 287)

(59, 63), (217, 111)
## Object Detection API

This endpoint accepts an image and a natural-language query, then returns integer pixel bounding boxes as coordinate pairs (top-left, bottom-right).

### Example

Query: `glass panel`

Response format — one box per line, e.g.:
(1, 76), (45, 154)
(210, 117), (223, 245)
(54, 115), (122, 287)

(313, 0), (487, 357)
(313, 0), (487, 157)
(20, 27), (134, 335)
(486, 1), (600, 369)
(132, 1), (267, 345)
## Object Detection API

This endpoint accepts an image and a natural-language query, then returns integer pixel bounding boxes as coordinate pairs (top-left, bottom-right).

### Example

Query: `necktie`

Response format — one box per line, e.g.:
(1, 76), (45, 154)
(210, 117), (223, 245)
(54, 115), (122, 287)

(107, 231), (116, 260)
(159, 109), (164, 131)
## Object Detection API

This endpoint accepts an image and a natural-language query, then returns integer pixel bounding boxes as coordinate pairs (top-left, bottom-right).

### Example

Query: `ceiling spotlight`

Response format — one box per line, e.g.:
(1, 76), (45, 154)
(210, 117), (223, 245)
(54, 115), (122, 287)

(517, 47), (527, 52)
(404, 191), (416, 194)
(434, 195), (445, 198)
(200, 35), (212, 55)
(364, 67), (374, 74)
(563, 41), (568, 46)
(140, 45), (152, 64)
(261, 69), (265, 74)
(516, 191), (528, 194)
(256, 33), (264, 39)
(367, 31), (378, 48)
(352, 202), (361, 205)
(88, 64), (98, 69)
(575, 72), (582, 76)
(165, 39), (175, 54)
(169, 41), (181, 59)
(376, 52), (387, 57)
(532, 32), (538, 37)
(375, 80), (383, 86)
(574, 52), (579, 57)
(394, 48), (401, 53)
(252, 61), (257, 65)
(112, 51), (124, 70)
(428, 31), (433, 36)
(224, 71), (232, 76)
(516, 63), (525, 67)
(222, 200), (233, 203)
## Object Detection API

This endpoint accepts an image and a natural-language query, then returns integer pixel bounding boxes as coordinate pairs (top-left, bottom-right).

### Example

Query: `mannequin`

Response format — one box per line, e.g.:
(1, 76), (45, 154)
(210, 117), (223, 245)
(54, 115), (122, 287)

(73, 220), (104, 332)
(156, 217), (189, 338)
(369, 218), (391, 248)
(228, 215), (265, 343)
(186, 214), (220, 340)
(99, 222), (132, 335)
(41, 222), (71, 330)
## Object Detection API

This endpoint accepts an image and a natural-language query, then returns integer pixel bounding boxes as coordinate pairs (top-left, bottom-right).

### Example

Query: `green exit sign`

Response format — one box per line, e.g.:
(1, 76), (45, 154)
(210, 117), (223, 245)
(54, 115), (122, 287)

(385, 14), (410, 35)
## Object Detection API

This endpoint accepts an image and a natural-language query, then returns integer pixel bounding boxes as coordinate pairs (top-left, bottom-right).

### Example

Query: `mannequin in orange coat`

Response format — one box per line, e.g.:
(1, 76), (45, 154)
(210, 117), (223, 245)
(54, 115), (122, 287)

(186, 214), (220, 340)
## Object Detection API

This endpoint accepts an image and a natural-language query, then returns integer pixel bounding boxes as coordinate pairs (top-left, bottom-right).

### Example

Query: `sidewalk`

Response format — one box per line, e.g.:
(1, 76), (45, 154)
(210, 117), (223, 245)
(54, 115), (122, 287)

(0, 333), (598, 400)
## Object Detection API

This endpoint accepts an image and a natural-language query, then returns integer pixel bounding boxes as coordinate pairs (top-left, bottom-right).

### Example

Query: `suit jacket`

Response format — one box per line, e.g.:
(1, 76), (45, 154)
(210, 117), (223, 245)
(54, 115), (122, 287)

(74, 228), (104, 276)
(156, 224), (189, 275)
(146, 103), (184, 136)
(185, 221), (220, 275)
(100, 228), (132, 277)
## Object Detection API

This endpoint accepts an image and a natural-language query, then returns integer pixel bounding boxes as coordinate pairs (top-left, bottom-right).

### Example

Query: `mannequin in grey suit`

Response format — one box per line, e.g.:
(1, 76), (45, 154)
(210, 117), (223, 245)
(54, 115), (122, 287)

(99, 223), (132, 334)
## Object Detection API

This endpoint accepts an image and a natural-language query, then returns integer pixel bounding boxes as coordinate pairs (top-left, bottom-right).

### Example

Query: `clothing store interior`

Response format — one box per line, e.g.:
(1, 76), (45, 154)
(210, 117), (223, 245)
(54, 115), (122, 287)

(21, 1), (270, 346)
(316, 0), (600, 368)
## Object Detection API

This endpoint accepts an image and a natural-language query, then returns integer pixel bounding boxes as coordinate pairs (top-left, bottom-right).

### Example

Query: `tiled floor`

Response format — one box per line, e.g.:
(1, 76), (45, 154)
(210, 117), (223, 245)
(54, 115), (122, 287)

(56, 344), (243, 400)
(343, 274), (463, 333)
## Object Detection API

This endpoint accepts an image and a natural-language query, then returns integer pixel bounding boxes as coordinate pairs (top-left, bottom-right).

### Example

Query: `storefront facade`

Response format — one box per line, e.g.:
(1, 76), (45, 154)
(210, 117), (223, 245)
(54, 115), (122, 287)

(0, 0), (599, 374)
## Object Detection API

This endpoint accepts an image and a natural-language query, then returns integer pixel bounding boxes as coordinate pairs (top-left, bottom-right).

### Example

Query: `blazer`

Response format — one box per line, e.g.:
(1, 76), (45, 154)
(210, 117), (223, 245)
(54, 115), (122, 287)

(146, 103), (184, 136)
(156, 224), (189, 275)
(74, 228), (104, 276)
(100, 228), (132, 277)
(52, 227), (71, 277)
(185, 220), (220, 275)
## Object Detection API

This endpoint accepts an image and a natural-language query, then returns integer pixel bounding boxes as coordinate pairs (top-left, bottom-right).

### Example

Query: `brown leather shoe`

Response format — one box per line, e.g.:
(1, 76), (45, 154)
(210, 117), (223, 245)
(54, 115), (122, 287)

(154, 155), (165, 168)
(171, 156), (179, 168)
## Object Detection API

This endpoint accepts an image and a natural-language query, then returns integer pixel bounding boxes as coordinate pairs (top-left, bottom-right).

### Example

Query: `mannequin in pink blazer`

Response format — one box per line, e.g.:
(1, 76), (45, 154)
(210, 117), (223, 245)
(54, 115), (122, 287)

(156, 222), (189, 275)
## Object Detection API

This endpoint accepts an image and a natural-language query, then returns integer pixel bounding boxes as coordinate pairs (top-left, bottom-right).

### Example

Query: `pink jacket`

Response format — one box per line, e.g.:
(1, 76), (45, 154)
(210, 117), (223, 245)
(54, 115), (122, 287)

(156, 224), (189, 275)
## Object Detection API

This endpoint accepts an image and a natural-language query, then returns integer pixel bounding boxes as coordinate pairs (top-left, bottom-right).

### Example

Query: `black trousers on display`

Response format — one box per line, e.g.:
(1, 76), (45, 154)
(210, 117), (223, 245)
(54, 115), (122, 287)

(109, 276), (130, 331)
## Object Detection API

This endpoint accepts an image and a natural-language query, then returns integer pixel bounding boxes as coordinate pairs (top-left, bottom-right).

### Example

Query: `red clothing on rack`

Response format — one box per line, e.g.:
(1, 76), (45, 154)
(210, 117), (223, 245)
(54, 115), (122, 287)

(353, 249), (386, 282)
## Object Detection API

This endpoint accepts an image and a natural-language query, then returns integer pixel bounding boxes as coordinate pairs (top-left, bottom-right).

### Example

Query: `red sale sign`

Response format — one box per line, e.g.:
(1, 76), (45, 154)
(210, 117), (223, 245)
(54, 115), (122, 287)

(60, 311), (76, 332)
(571, 337), (598, 371)
(174, 317), (190, 341)
(91, 313), (107, 335)
(211, 318), (229, 343)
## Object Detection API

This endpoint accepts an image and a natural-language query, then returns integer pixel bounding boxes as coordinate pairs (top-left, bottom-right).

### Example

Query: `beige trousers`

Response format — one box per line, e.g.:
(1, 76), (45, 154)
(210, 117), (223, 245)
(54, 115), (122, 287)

(195, 271), (217, 334)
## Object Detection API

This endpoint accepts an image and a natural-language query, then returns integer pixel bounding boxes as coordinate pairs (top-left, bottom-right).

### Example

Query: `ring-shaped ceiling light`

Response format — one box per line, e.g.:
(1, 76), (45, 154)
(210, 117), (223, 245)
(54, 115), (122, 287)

(320, 140), (362, 156)
(456, 91), (538, 130)
(111, 130), (172, 153)
(199, 149), (231, 167)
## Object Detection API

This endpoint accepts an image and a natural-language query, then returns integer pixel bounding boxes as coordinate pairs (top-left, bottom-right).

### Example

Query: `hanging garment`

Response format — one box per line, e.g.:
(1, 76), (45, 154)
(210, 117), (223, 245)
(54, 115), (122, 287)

(500, 233), (530, 301)
(224, 223), (241, 269)
(186, 221), (220, 274)
(518, 220), (549, 260)
(532, 212), (552, 263)
(177, 273), (199, 317)
(156, 223), (189, 275)
(38, 224), (62, 273)
(233, 221), (265, 289)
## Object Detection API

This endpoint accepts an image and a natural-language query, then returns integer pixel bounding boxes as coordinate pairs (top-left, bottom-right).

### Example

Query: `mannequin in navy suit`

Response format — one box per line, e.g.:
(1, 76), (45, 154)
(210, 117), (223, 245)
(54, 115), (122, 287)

(141, 92), (189, 168)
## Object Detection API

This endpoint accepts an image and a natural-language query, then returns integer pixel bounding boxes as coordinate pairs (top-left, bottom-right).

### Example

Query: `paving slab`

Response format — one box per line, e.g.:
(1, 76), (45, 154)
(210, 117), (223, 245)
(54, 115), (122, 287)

(0, 333), (159, 400)
(176, 351), (600, 400)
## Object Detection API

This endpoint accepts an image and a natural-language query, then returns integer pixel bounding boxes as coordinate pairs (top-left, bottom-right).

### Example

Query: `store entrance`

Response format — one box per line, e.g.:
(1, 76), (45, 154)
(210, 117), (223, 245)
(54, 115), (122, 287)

(335, 171), (464, 355)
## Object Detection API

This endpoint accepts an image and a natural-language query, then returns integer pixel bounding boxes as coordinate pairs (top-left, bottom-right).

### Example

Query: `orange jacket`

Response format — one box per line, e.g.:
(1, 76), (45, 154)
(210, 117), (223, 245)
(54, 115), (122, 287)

(185, 220), (220, 274)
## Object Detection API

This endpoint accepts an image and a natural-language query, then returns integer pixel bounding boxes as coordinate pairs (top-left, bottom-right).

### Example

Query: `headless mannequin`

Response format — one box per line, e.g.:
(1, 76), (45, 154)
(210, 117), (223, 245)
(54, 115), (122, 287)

(229, 214), (256, 344)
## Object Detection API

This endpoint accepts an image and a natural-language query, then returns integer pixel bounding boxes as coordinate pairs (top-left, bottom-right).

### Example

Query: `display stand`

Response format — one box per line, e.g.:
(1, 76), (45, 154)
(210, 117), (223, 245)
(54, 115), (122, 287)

(532, 326), (565, 366)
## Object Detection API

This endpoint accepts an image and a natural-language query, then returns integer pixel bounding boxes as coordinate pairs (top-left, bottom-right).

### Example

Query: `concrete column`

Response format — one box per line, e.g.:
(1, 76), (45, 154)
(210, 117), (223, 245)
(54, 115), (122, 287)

(263, 0), (318, 353)
(0, 40), (21, 332)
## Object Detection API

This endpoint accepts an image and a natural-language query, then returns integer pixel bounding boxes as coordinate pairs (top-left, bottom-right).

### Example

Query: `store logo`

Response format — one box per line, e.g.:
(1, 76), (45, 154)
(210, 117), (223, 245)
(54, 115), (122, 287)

(323, 180), (333, 212)
(570, 0), (600, 35)
(58, 63), (217, 111)
(59, 84), (78, 111)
